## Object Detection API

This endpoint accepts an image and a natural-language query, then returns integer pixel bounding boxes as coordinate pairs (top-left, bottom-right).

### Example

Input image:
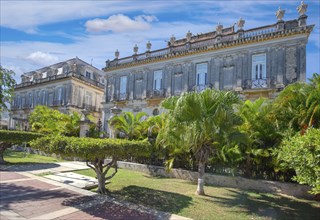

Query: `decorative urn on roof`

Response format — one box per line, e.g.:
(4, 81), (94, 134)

(276, 7), (285, 21)
(133, 44), (139, 54)
(146, 41), (152, 51)
(297, 1), (308, 16)
(169, 35), (176, 46)
(186, 31), (192, 42)
(115, 49), (120, 59)
(216, 23), (223, 35)
(237, 18), (245, 30)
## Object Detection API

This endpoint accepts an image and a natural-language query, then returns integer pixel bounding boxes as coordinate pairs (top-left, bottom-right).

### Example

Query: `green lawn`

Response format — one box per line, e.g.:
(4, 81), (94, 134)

(3, 149), (65, 164)
(75, 168), (320, 220)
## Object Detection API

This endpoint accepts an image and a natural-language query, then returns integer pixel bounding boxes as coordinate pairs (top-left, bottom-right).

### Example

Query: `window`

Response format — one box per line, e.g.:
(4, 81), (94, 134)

(41, 91), (46, 105)
(57, 87), (63, 101)
(251, 53), (267, 88)
(252, 54), (266, 80)
(28, 93), (33, 107)
(36, 91), (40, 105)
(153, 70), (162, 91)
(85, 91), (92, 106)
(56, 67), (63, 75)
(17, 96), (21, 108)
(196, 63), (208, 91)
(120, 76), (127, 100)
(48, 93), (53, 106)
(86, 71), (92, 79)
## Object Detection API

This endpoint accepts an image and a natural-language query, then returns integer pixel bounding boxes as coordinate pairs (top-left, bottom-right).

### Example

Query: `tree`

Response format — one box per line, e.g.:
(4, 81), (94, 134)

(276, 128), (320, 195)
(0, 130), (43, 164)
(29, 106), (80, 136)
(0, 66), (16, 113)
(30, 135), (151, 194)
(273, 73), (320, 134)
(238, 98), (282, 178)
(306, 73), (320, 128)
(157, 89), (241, 195)
(109, 111), (148, 140)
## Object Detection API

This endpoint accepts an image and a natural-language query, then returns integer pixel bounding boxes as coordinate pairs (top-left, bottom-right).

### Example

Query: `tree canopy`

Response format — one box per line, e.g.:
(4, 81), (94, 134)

(29, 105), (80, 136)
(0, 66), (16, 112)
(277, 128), (320, 195)
(109, 111), (148, 140)
(0, 130), (43, 164)
(30, 135), (151, 194)
(157, 89), (241, 195)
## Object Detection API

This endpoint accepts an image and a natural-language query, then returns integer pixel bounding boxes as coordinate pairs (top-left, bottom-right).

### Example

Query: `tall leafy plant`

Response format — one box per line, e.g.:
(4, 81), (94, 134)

(158, 89), (241, 195)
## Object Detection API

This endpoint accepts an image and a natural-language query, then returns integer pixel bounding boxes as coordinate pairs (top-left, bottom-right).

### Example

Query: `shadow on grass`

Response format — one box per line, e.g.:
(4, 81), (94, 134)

(110, 185), (193, 213)
(202, 189), (319, 220)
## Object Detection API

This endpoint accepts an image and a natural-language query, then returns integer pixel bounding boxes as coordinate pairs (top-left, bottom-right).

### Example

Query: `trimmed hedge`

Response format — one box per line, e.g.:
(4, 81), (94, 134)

(30, 135), (151, 161)
(0, 130), (44, 144)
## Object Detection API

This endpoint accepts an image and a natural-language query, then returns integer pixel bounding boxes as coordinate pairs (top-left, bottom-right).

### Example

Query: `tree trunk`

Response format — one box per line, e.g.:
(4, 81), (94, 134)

(196, 161), (205, 195)
(0, 143), (10, 164)
(244, 155), (252, 177)
(96, 169), (107, 194)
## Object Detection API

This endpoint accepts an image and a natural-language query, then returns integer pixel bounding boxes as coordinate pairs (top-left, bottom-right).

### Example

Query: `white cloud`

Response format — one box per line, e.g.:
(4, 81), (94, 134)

(25, 51), (59, 66)
(0, 1), (170, 33)
(85, 14), (157, 33)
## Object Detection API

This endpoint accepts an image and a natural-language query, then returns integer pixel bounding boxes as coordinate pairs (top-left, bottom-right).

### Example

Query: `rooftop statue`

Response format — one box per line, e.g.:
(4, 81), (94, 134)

(115, 49), (119, 59)
(169, 35), (176, 46)
(186, 31), (192, 42)
(276, 7), (285, 21)
(237, 18), (245, 30)
(297, 1), (308, 16)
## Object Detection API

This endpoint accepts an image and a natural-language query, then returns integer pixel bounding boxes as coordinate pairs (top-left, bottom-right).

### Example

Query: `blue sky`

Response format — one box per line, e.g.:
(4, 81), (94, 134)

(1, 0), (319, 83)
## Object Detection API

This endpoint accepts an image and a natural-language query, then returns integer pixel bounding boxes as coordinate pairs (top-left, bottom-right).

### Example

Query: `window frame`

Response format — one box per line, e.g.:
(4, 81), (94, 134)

(251, 53), (266, 80)
(153, 70), (163, 91)
(196, 62), (208, 91)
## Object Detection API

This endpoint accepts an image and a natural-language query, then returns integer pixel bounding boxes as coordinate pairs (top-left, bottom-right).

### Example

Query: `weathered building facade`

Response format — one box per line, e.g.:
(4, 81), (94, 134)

(10, 58), (105, 130)
(101, 2), (314, 132)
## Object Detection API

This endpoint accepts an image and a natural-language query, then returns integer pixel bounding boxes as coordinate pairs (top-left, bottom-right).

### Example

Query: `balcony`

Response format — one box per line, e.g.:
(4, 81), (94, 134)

(15, 72), (104, 90)
(11, 105), (20, 111)
(83, 104), (97, 112)
(117, 92), (129, 101)
(146, 89), (165, 99)
(243, 78), (276, 90)
(22, 104), (33, 110)
(52, 100), (64, 106)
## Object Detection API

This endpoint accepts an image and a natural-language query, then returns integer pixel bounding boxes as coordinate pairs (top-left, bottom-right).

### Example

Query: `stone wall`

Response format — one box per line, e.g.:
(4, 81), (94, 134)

(111, 160), (312, 199)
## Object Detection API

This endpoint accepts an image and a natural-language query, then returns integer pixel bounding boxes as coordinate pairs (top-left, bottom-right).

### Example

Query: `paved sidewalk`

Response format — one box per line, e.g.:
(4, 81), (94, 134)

(0, 162), (191, 220)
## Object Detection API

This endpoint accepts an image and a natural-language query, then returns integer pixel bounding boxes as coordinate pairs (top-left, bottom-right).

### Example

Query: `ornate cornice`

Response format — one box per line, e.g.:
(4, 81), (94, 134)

(104, 25), (313, 73)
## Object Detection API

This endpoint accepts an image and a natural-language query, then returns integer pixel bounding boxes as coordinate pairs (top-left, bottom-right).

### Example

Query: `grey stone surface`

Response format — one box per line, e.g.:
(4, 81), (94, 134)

(45, 172), (98, 189)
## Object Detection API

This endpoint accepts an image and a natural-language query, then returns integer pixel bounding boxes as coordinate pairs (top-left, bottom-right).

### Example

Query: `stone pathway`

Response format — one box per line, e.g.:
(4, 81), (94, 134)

(45, 172), (98, 189)
(0, 162), (191, 220)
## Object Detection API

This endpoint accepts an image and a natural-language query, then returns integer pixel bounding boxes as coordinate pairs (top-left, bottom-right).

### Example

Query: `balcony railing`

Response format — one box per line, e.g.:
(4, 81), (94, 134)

(146, 89), (165, 98)
(15, 72), (104, 89)
(83, 104), (97, 112)
(243, 77), (276, 90)
(22, 104), (32, 109)
(52, 100), (64, 106)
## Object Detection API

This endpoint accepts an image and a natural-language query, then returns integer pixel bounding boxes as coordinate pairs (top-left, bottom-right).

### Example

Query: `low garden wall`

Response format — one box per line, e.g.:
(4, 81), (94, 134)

(111, 160), (312, 199)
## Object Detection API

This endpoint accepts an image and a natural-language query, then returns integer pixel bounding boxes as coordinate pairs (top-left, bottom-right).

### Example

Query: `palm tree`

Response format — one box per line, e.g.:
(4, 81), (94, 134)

(306, 73), (320, 128)
(238, 98), (282, 178)
(273, 73), (320, 133)
(158, 89), (241, 195)
(109, 111), (148, 140)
